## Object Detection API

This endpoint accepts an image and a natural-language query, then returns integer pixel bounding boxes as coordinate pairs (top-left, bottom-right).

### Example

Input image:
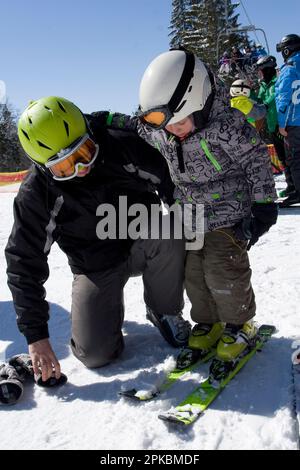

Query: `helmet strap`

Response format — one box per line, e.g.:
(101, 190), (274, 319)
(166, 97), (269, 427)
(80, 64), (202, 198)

(192, 68), (215, 130)
(168, 52), (195, 115)
(193, 88), (215, 130)
(83, 114), (96, 140)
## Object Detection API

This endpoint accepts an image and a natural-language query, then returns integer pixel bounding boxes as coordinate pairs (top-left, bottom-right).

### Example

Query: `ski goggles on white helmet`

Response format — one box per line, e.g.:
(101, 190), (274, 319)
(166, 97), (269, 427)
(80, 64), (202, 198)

(138, 52), (195, 130)
(45, 134), (99, 180)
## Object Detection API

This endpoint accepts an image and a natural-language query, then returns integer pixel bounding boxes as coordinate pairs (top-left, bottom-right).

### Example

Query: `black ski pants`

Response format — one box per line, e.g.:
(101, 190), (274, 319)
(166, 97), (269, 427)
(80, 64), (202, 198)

(285, 126), (300, 194)
(272, 128), (294, 192)
(70, 236), (185, 368)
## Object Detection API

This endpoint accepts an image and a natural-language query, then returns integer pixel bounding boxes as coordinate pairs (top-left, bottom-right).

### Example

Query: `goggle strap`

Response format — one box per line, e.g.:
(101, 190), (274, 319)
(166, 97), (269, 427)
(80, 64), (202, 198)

(168, 52), (195, 114)
(45, 134), (90, 168)
(51, 144), (99, 181)
(231, 84), (251, 90)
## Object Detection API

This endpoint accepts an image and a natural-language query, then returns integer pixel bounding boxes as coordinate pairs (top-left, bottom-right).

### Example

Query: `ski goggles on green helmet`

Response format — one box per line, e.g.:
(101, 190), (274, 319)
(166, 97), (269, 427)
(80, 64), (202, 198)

(45, 134), (99, 181)
(138, 52), (195, 130)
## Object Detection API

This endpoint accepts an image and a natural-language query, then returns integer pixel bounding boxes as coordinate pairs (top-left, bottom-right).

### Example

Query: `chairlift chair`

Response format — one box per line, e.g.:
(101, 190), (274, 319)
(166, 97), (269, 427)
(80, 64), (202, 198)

(216, 25), (270, 83)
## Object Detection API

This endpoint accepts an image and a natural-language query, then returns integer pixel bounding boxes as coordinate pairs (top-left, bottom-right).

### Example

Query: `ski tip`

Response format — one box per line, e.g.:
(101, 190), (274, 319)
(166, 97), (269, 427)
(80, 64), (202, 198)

(119, 388), (157, 401)
(258, 324), (276, 336)
(158, 413), (187, 426)
(118, 389), (139, 400)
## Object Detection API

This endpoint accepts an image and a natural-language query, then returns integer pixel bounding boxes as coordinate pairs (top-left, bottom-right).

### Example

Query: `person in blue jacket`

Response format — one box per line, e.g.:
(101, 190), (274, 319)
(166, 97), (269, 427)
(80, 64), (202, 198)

(275, 34), (300, 207)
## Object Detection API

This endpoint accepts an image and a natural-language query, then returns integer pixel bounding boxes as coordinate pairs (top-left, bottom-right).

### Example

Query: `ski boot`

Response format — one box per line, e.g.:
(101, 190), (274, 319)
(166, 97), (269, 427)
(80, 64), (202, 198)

(278, 188), (293, 198)
(216, 321), (258, 363)
(188, 322), (225, 351)
(146, 307), (191, 348)
(278, 191), (300, 207)
(278, 179), (296, 198)
(176, 322), (225, 370)
(209, 321), (258, 382)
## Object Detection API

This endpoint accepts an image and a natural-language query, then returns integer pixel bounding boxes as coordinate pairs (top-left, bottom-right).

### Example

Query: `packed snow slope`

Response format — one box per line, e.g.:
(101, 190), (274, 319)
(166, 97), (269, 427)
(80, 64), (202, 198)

(0, 179), (300, 450)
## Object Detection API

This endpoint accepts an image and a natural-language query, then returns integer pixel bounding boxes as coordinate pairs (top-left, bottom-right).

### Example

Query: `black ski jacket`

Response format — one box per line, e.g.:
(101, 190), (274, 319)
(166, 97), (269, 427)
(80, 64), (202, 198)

(5, 113), (175, 344)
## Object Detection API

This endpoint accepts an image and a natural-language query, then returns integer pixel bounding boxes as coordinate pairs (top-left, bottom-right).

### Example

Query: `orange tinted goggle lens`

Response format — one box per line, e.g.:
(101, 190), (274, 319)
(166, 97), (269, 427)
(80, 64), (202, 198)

(49, 139), (96, 178)
(142, 111), (167, 126)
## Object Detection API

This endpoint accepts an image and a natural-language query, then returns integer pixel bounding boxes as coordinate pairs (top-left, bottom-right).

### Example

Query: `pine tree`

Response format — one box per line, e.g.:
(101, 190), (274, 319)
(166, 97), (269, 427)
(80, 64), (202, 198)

(169, 0), (250, 70)
(169, 0), (191, 49)
(0, 103), (29, 172)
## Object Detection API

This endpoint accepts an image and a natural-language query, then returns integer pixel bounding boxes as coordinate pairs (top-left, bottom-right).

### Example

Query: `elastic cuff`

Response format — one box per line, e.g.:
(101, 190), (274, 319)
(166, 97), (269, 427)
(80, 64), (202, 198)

(23, 325), (49, 345)
(254, 198), (275, 204)
(106, 112), (114, 126)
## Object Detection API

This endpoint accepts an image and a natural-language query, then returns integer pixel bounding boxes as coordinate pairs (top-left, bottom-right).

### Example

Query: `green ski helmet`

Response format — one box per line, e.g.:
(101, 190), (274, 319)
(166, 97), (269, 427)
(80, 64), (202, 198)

(18, 96), (87, 164)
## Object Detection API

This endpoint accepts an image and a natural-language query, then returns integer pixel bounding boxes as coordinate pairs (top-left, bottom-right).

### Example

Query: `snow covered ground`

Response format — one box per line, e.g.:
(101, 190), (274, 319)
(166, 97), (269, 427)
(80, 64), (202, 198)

(1, 178), (300, 450)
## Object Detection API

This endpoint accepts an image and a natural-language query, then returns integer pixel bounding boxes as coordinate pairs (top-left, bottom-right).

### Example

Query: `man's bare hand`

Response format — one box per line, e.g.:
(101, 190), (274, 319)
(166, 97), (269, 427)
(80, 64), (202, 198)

(28, 339), (61, 382)
(279, 127), (288, 137)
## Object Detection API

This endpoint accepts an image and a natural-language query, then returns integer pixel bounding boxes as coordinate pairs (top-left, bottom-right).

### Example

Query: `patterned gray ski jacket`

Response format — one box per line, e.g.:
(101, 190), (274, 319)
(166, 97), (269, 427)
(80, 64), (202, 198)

(104, 79), (276, 232)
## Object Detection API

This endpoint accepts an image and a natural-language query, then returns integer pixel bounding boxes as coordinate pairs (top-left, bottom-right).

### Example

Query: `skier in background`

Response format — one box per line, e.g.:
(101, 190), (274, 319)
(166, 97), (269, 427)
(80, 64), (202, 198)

(230, 46), (244, 74)
(275, 34), (300, 207)
(256, 55), (295, 201)
(230, 78), (266, 127)
(218, 51), (231, 76)
(5, 96), (191, 383)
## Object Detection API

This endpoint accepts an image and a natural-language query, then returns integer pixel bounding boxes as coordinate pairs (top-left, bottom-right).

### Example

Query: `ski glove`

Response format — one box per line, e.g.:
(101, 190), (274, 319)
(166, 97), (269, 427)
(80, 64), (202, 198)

(9, 353), (34, 380)
(0, 363), (24, 405)
(9, 354), (68, 388)
(234, 202), (278, 250)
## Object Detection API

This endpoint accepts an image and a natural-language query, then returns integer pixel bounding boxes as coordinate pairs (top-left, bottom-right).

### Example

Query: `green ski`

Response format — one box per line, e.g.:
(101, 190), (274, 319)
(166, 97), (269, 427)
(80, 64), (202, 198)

(158, 324), (276, 425)
(119, 348), (216, 401)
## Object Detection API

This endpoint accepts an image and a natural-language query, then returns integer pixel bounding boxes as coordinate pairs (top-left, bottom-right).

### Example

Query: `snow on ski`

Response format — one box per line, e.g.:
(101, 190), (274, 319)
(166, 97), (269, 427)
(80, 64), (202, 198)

(158, 325), (276, 426)
(119, 349), (216, 401)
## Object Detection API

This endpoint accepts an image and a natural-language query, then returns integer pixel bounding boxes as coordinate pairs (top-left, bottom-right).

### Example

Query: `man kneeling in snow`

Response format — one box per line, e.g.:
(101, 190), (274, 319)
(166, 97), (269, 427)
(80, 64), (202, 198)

(5, 96), (191, 384)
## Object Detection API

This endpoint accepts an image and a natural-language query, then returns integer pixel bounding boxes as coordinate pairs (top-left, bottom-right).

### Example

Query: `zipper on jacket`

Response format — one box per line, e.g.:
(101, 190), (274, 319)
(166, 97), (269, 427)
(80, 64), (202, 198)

(176, 140), (185, 173)
(166, 134), (185, 173)
(200, 139), (222, 172)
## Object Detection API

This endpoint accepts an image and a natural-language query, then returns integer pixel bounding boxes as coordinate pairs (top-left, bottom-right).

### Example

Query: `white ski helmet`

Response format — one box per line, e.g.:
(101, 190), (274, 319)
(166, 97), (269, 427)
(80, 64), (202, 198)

(139, 49), (213, 128)
(230, 79), (251, 98)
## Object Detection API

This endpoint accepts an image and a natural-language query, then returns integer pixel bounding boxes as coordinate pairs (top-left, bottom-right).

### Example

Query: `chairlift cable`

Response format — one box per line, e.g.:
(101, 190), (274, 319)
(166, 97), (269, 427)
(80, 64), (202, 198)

(239, 0), (260, 43)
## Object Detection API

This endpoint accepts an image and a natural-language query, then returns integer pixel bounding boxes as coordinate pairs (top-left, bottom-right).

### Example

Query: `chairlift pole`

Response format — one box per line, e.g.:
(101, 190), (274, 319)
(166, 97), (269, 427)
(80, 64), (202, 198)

(216, 28), (226, 64)
(224, 0), (229, 33)
(255, 29), (270, 54)
(216, 25), (270, 62)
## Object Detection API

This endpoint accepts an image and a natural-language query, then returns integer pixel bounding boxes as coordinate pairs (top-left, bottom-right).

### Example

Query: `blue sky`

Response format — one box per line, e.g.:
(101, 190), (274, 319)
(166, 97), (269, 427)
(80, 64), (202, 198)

(1, 0), (299, 115)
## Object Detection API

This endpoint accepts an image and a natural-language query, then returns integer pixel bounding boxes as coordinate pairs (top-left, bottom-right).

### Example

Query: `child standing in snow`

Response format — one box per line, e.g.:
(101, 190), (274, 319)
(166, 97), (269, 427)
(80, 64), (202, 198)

(230, 78), (266, 127)
(101, 49), (278, 362)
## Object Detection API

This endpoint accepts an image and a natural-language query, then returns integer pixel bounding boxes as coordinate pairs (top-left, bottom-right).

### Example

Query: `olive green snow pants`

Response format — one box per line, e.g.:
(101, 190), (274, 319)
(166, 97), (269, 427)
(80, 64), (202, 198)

(185, 228), (256, 325)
